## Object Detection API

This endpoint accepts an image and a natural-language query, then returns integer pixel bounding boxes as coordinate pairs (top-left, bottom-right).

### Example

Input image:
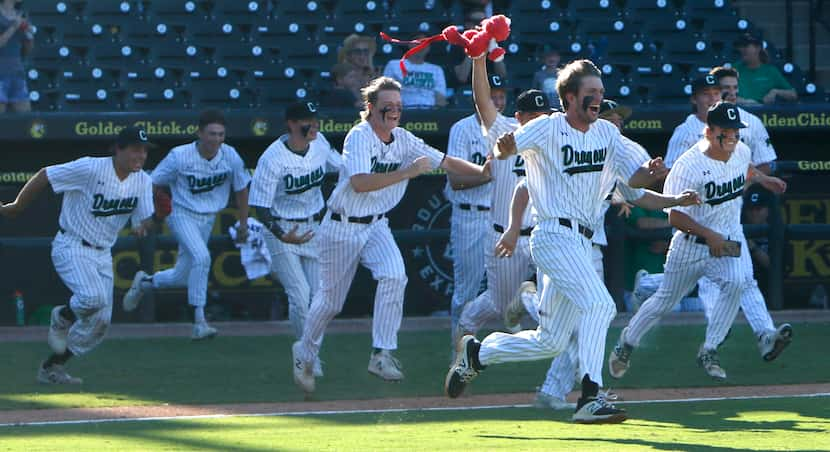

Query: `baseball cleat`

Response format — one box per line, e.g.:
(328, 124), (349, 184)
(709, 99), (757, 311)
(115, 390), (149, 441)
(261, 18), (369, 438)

(608, 328), (634, 379)
(697, 346), (727, 380)
(504, 281), (535, 330)
(534, 391), (576, 410)
(47, 306), (71, 354)
(572, 394), (627, 424)
(760, 324), (793, 362)
(191, 322), (218, 341)
(368, 350), (404, 381)
(37, 362), (82, 385)
(445, 335), (481, 398)
(291, 342), (315, 394)
(123, 271), (149, 312)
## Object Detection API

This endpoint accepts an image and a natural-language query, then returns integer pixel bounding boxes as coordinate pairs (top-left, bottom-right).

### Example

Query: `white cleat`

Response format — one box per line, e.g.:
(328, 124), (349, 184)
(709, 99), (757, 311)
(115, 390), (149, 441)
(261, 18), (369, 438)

(292, 342), (315, 394)
(47, 306), (71, 354)
(37, 363), (83, 385)
(191, 322), (218, 341)
(759, 324), (793, 362)
(534, 391), (576, 410)
(697, 346), (727, 380)
(368, 350), (404, 381)
(123, 271), (149, 312)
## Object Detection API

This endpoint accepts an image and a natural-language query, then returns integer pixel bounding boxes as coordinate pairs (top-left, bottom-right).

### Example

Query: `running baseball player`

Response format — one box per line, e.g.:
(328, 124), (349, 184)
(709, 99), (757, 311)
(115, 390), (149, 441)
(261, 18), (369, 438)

(0, 127), (155, 384)
(445, 60), (663, 424)
(665, 75), (722, 168)
(454, 58), (548, 346)
(122, 109), (251, 340)
(609, 102), (788, 381)
(249, 101), (341, 376)
(445, 73), (509, 332)
(291, 76), (491, 394)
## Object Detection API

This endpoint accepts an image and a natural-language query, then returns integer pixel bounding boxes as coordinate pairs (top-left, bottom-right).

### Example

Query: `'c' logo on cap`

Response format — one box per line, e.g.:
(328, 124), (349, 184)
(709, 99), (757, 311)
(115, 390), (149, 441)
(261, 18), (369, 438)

(307, 102), (317, 113)
(727, 108), (737, 120)
(138, 130), (148, 141)
(751, 193), (759, 203)
(492, 75), (502, 85)
(534, 95), (544, 107)
(705, 75), (716, 84)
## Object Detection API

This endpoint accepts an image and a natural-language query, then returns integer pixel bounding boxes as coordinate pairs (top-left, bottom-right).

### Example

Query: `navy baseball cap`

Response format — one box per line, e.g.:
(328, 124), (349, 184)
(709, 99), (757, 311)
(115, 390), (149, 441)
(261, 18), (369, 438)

(515, 89), (552, 113)
(707, 101), (748, 129)
(488, 74), (508, 91)
(745, 186), (773, 208)
(116, 126), (155, 148)
(598, 99), (632, 120)
(692, 74), (719, 94)
(285, 101), (319, 121)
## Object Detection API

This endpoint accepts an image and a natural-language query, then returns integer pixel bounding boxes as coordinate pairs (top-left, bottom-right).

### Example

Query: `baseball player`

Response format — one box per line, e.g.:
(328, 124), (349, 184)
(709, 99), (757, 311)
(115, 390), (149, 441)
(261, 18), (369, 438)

(122, 109), (251, 340)
(445, 73), (509, 331)
(445, 60), (663, 424)
(665, 75), (723, 168)
(628, 66), (792, 364)
(291, 76), (491, 394)
(249, 101), (342, 376)
(608, 102), (788, 381)
(0, 127), (155, 384)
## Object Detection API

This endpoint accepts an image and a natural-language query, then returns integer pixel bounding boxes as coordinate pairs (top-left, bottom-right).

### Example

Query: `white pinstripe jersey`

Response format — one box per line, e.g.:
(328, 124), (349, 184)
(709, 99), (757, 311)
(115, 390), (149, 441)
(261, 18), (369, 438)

(666, 111), (776, 168)
(47, 157), (153, 248)
(664, 140), (751, 238)
(152, 142), (251, 214)
(249, 133), (342, 219)
(487, 114), (534, 229)
(592, 182), (647, 246)
(513, 113), (643, 228)
(327, 120), (445, 217)
(443, 114), (495, 207)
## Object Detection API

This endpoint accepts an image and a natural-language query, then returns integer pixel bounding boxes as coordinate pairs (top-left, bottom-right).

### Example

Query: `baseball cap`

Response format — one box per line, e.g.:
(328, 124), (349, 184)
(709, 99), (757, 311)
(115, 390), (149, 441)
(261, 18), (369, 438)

(736, 33), (763, 47)
(706, 101), (748, 129)
(745, 186), (773, 208)
(515, 89), (552, 113)
(598, 99), (632, 120)
(285, 101), (319, 121)
(488, 74), (508, 91)
(691, 74), (719, 94)
(116, 126), (155, 148)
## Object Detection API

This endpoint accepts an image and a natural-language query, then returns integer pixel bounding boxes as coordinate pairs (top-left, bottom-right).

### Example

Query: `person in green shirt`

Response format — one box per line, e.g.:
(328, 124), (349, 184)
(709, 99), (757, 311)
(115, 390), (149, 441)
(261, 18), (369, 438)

(734, 34), (798, 105)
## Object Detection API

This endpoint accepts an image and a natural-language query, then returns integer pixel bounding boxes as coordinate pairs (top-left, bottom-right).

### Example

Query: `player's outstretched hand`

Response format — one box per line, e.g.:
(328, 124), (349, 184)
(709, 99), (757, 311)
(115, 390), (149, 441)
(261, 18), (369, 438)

(407, 156), (432, 178)
(495, 132), (516, 159)
(647, 157), (668, 180)
(615, 202), (634, 218)
(280, 224), (314, 245)
(675, 189), (702, 206)
(495, 226), (520, 258)
(0, 201), (22, 219)
(759, 175), (787, 194)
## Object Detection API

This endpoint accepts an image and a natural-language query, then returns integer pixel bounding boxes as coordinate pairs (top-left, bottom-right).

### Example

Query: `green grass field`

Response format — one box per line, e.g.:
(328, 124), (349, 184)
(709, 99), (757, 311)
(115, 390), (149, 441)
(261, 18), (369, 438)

(0, 322), (828, 451)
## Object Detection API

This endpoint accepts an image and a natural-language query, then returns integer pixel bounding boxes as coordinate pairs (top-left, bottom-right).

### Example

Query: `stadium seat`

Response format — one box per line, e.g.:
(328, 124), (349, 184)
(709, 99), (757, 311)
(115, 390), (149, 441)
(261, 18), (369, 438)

(274, 0), (331, 21)
(26, 0), (84, 27)
(91, 42), (151, 66)
(256, 78), (313, 107)
(125, 80), (191, 108)
(514, 17), (574, 43)
(82, 1), (137, 25)
(509, 0), (569, 17)
(570, 0), (621, 19)
(333, 0), (390, 24)
(151, 42), (212, 67)
(183, 21), (248, 46)
(393, 0), (454, 21)
(190, 80), (254, 108)
(212, 0), (270, 23)
(59, 81), (125, 111)
(121, 21), (178, 47)
(30, 43), (89, 69)
(147, 0), (211, 22)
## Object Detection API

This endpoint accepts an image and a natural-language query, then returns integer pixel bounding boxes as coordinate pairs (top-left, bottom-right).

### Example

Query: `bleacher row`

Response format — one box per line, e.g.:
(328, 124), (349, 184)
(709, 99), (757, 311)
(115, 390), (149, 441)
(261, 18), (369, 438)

(22, 0), (826, 111)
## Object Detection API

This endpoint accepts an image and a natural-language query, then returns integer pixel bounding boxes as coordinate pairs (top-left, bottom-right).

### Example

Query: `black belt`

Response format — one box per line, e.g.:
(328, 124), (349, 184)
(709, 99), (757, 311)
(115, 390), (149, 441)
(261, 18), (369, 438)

(275, 209), (325, 223)
(458, 203), (490, 212)
(685, 234), (708, 245)
(330, 212), (385, 224)
(557, 218), (594, 240)
(493, 223), (532, 236)
(58, 227), (105, 250)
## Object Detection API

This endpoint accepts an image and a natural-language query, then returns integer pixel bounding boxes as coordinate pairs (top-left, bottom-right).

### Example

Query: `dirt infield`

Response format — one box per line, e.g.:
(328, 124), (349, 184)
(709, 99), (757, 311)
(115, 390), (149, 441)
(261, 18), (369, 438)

(2, 383), (829, 426)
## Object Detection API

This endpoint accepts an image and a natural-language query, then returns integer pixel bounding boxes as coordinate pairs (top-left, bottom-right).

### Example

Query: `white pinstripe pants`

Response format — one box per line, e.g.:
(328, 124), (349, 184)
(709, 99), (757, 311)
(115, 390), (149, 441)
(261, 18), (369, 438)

(51, 233), (113, 356)
(298, 216), (407, 363)
(449, 208), (490, 328)
(152, 208), (216, 307)
(479, 221), (616, 387)
(624, 233), (747, 350)
(458, 229), (533, 333)
(262, 221), (320, 340)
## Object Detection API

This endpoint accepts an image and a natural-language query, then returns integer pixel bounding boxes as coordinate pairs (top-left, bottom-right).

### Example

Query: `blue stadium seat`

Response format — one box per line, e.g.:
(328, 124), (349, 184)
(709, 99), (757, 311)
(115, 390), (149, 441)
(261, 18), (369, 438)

(121, 21), (178, 47)
(334, 0), (389, 24)
(82, 0), (137, 25)
(256, 78), (313, 107)
(393, 0), (455, 21)
(147, 0), (211, 22)
(509, 0), (569, 17)
(183, 21), (247, 46)
(212, 0), (270, 23)
(125, 81), (191, 110)
(570, 0), (621, 19)
(27, 0), (83, 27)
(91, 42), (151, 66)
(189, 80), (254, 108)
(151, 42), (211, 66)
(31, 43), (88, 69)
(275, 0), (331, 21)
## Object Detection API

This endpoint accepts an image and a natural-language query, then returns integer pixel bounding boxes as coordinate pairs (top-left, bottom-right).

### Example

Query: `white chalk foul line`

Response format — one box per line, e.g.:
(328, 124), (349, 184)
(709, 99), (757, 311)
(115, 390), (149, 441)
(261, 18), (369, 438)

(2, 392), (829, 428)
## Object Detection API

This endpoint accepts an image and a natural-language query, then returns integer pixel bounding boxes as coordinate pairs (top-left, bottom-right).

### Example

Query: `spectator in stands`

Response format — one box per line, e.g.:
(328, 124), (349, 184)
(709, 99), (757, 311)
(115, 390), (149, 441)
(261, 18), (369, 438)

(0, 0), (34, 112)
(743, 186), (773, 297)
(531, 45), (561, 110)
(338, 34), (379, 90)
(451, 9), (508, 89)
(320, 63), (363, 109)
(383, 34), (447, 108)
(734, 34), (798, 105)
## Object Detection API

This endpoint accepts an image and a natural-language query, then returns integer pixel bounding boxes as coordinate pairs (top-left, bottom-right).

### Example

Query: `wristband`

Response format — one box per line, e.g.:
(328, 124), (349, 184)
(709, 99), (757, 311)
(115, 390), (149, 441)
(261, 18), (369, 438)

(440, 153), (447, 166)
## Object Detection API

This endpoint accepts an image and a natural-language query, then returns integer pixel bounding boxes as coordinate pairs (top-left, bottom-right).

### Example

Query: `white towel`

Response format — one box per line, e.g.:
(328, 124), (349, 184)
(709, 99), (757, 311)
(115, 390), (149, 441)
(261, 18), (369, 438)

(228, 218), (272, 280)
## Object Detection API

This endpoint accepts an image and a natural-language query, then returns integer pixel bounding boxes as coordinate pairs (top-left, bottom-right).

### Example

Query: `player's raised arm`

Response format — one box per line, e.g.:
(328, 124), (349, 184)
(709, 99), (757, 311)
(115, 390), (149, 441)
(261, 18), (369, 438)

(747, 165), (787, 193)
(472, 57), (498, 132)
(630, 188), (701, 211)
(0, 168), (49, 218)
